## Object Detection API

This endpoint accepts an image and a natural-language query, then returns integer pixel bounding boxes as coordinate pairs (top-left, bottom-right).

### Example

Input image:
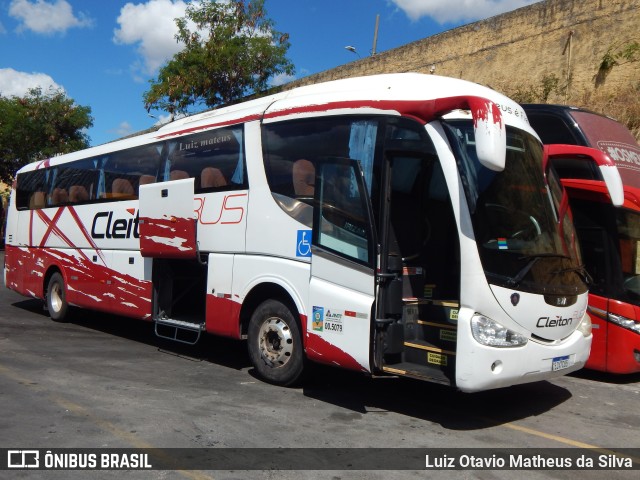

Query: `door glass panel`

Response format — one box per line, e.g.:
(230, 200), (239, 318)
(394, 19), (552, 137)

(314, 159), (373, 266)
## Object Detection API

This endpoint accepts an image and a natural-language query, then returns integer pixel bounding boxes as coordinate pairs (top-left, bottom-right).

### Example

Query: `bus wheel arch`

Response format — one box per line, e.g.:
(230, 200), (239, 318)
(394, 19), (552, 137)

(241, 283), (306, 386)
(44, 268), (70, 322)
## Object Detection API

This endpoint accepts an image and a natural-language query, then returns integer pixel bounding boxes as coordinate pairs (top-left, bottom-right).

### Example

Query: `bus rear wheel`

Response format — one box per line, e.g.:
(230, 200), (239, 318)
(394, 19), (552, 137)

(46, 272), (69, 322)
(248, 299), (304, 386)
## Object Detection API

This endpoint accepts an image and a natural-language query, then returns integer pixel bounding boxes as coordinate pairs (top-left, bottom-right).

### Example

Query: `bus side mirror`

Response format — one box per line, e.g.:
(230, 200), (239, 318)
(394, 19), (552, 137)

(545, 144), (624, 207)
(431, 96), (506, 171)
(600, 166), (625, 206)
(469, 97), (506, 172)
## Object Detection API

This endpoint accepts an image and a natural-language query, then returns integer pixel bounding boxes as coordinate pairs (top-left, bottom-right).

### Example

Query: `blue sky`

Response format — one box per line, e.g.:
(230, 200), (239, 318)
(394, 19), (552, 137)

(0, 0), (540, 147)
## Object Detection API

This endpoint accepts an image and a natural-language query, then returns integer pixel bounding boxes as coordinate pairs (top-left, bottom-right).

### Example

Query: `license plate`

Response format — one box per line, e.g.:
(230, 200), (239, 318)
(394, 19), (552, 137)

(552, 355), (571, 371)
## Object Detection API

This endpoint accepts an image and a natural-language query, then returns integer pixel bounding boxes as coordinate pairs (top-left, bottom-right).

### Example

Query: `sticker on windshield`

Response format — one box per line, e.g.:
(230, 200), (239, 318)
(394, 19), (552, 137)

(497, 238), (508, 250)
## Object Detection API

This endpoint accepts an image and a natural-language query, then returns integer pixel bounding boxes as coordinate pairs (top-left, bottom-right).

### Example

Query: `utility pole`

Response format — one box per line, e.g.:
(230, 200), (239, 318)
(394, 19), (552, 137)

(372, 14), (380, 56)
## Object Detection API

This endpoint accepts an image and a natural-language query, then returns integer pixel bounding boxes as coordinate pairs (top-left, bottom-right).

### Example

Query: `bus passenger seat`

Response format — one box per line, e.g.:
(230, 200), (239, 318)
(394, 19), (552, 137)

(292, 159), (315, 196)
(201, 167), (227, 188)
(170, 170), (189, 180)
(112, 178), (134, 196)
(29, 191), (46, 209)
(50, 188), (68, 205)
(69, 185), (90, 203)
(139, 174), (156, 185)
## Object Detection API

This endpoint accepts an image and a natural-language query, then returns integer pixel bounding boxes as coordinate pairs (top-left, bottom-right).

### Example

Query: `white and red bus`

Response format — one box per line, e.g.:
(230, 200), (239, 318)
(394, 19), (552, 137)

(3, 74), (593, 391)
(525, 104), (640, 373)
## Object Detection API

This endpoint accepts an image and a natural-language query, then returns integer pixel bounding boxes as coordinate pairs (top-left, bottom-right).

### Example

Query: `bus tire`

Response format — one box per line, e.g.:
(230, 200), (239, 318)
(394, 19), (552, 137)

(46, 272), (69, 322)
(248, 299), (304, 386)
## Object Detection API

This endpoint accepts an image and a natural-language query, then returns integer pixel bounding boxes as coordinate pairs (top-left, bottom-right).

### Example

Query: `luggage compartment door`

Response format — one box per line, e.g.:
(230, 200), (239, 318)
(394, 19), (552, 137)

(139, 178), (197, 259)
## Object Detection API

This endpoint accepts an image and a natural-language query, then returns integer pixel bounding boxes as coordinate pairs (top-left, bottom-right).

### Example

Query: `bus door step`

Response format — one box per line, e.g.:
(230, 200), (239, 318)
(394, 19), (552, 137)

(155, 317), (205, 345)
(382, 362), (451, 386)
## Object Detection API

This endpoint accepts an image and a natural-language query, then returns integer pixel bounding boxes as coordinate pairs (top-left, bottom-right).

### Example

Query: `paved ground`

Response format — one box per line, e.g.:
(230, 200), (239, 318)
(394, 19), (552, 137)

(1, 252), (639, 480)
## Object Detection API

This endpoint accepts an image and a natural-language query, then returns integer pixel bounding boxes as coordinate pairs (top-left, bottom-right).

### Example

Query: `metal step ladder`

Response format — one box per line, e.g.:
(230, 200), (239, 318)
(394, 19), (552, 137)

(154, 317), (205, 345)
(382, 362), (451, 386)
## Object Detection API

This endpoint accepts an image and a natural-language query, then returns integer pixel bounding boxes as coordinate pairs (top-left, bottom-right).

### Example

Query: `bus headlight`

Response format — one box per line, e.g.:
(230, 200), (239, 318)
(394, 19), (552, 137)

(471, 314), (528, 347)
(577, 313), (592, 337)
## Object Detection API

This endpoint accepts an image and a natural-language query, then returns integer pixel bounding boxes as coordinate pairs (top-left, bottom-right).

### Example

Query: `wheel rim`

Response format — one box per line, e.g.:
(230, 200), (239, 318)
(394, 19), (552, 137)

(50, 282), (62, 313)
(257, 316), (293, 368)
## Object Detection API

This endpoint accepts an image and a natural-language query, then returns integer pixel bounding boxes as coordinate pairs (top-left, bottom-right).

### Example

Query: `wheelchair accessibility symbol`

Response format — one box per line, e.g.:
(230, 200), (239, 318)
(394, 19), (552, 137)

(296, 230), (312, 257)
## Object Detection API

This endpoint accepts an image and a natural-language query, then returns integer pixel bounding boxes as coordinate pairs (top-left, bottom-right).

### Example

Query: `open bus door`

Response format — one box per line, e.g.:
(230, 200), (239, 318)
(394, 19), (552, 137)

(304, 155), (455, 381)
(306, 158), (378, 374)
(139, 178), (206, 343)
(305, 149), (462, 385)
(378, 141), (461, 386)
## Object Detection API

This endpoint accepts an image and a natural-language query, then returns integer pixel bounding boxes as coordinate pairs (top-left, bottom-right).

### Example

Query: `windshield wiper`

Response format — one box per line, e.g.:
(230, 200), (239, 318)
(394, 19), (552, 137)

(552, 264), (593, 285)
(507, 253), (572, 287)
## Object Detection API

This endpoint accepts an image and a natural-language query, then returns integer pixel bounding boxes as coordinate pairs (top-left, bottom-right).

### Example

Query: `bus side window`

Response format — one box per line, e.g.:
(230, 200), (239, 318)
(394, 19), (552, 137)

(68, 166), (98, 205)
(527, 113), (580, 145)
(263, 120), (350, 200)
(103, 143), (162, 200)
(16, 170), (48, 210)
(167, 126), (244, 193)
(48, 161), (99, 206)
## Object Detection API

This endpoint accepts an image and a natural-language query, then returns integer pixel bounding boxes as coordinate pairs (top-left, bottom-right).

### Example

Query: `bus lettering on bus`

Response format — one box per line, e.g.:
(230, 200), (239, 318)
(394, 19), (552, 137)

(91, 210), (140, 239)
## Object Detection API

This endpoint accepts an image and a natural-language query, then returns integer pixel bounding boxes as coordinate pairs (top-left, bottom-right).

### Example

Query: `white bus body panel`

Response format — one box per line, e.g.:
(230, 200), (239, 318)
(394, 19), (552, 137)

(243, 121), (311, 261)
(491, 285), (587, 341)
(195, 191), (248, 253)
(455, 307), (590, 392)
(308, 252), (374, 372)
(111, 251), (152, 317)
(232, 254), (310, 325)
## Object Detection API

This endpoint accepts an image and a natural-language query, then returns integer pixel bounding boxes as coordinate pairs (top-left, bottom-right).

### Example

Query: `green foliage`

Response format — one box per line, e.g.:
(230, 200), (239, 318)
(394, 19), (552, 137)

(601, 41), (640, 70)
(502, 74), (561, 104)
(143, 0), (294, 116)
(596, 40), (640, 86)
(0, 87), (93, 184)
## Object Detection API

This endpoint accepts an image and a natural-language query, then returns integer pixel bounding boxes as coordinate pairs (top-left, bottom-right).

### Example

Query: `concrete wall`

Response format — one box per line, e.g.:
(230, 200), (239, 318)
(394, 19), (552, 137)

(285, 0), (639, 105)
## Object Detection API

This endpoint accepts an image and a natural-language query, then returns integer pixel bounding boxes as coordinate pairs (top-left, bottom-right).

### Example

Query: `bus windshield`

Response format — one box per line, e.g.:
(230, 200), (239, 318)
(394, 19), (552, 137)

(443, 120), (587, 295)
(577, 200), (640, 305)
(615, 208), (640, 304)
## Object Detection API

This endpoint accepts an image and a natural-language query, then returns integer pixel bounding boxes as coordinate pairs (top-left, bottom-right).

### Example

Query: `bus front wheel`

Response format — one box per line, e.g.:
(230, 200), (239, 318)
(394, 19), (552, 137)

(248, 299), (304, 386)
(46, 272), (69, 321)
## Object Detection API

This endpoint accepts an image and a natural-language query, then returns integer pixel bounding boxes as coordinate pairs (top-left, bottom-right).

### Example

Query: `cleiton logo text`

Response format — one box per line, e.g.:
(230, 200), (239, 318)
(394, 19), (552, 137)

(536, 316), (573, 328)
(91, 211), (140, 239)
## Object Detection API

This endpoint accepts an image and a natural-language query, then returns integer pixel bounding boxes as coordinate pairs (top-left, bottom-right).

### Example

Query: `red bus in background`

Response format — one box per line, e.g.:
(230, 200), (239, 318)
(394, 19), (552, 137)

(525, 104), (640, 373)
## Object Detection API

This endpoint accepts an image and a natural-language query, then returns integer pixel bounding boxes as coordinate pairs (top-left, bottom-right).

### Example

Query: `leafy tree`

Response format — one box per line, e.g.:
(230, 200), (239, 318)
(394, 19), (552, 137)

(0, 87), (92, 183)
(143, 0), (294, 116)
